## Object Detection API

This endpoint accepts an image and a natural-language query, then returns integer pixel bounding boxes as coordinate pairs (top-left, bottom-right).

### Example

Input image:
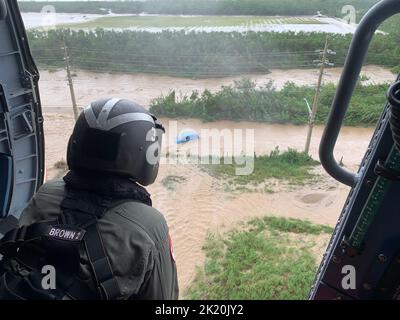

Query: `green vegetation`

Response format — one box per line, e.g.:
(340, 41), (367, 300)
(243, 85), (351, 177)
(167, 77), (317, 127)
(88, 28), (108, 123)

(28, 29), (400, 77)
(19, 0), (378, 18)
(253, 216), (334, 235)
(186, 216), (332, 299)
(150, 79), (389, 126)
(53, 159), (67, 170)
(64, 15), (322, 29)
(161, 175), (187, 191)
(204, 148), (319, 187)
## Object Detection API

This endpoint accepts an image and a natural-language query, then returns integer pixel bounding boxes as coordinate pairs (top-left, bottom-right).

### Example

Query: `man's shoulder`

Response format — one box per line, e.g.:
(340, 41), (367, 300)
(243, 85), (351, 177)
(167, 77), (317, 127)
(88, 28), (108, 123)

(38, 180), (167, 229)
(107, 201), (169, 244)
(37, 179), (66, 196)
(33, 180), (169, 243)
(19, 179), (65, 226)
(114, 201), (166, 224)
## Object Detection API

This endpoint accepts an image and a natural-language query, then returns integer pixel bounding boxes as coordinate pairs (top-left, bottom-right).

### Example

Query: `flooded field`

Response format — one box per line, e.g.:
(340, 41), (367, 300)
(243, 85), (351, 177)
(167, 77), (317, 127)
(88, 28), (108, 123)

(21, 12), (101, 29)
(22, 12), (359, 34)
(69, 14), (324, 28)
(43, 111), (375, 293)
(38, 65), (395, 111)
(37, 66), (389, 294)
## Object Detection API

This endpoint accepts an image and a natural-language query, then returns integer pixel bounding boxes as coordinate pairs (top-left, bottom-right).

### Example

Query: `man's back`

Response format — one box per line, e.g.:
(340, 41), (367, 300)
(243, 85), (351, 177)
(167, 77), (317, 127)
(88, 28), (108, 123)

(16, 178), (179, 300)
(0, 98), (175, 300)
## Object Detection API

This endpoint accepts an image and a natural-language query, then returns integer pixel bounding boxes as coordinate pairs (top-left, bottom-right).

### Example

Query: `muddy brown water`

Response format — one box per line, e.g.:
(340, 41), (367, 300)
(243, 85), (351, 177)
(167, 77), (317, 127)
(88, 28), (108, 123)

(38, 55), (389, 297)
(39, 65), (395, 112)
(43, 113), (375, 294)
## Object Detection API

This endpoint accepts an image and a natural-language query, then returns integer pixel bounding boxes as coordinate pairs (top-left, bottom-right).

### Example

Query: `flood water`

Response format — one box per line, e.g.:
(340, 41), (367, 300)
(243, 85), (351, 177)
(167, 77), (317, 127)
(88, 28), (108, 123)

(42, 101), (381, 296)
(19, 8), (386, 297)
(44, 112), (375, 292)
(21, 12), (102, 29)
(40, 64), (380, 294)
(160, 118), (374, 169)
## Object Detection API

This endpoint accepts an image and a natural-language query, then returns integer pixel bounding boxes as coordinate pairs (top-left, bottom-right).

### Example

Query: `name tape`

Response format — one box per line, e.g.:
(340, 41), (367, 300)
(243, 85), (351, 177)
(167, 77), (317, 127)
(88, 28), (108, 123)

(46, 225), (86, 242)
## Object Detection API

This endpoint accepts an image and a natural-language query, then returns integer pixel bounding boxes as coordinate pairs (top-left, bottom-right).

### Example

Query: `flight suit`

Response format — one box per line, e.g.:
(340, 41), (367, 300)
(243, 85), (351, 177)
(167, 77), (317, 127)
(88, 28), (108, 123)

(17, 178), (179, 300)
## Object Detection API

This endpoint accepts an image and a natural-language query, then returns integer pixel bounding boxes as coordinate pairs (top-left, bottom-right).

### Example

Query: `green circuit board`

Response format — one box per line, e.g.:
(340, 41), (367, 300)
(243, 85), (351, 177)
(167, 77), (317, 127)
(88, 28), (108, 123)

(349, 146), (400, 249)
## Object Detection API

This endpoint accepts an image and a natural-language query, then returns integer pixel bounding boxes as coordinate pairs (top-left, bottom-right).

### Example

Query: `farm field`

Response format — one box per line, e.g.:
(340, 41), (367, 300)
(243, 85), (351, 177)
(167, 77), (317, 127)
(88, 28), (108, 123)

(63, 15), (324, 29)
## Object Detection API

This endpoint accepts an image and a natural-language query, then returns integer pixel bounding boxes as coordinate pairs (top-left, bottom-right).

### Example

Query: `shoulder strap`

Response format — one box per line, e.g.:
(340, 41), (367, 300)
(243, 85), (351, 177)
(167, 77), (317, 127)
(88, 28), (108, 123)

(60, 188), (123, 300)
(84, 221), (120, 300)
(0, 189), (130, 300)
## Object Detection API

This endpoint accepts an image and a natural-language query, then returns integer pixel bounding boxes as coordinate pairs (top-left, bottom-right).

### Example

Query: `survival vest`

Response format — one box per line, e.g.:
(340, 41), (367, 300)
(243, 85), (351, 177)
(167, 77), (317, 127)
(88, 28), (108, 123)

(0, 187), (126, 300)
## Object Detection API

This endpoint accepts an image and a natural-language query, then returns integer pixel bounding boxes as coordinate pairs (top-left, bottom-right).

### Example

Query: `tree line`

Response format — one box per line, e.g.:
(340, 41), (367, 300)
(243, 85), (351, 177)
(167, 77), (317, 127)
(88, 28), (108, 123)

(149, 79), (388, 126)
(27, 29), (400, 78)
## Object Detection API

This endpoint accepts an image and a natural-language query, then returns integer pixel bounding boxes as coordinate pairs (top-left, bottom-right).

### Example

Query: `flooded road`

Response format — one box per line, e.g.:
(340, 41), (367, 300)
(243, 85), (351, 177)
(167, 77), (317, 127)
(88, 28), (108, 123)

(39, 66), (395, 113)
(164, 119), (374, 169)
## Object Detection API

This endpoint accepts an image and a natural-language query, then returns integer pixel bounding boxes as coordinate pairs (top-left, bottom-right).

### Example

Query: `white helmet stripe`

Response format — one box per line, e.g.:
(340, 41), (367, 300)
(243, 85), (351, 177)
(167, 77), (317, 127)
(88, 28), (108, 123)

(104, 113), (155, 131)
(97, 98), (122, 127)
(83, 103), (97, 128)
(84, 98), (155, 131)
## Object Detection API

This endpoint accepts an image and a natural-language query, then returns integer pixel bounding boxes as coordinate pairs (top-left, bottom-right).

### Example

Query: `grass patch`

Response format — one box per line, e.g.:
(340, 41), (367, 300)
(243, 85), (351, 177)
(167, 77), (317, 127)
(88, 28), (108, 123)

(264, 186), (275, 194)
(249, 216), (334, 235)
(64, 15), (323, 29)
(203, 148), (319, 187)
(161, 175), (187, 191)
(53, 159), (68, 170)
(186, 216), (331, 300)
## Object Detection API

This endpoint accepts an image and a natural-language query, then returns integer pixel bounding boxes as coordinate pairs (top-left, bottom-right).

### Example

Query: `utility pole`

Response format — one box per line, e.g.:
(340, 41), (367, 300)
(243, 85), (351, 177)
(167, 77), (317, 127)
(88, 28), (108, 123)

(62, 40), (79, 121)
(304, 36), (335, 155)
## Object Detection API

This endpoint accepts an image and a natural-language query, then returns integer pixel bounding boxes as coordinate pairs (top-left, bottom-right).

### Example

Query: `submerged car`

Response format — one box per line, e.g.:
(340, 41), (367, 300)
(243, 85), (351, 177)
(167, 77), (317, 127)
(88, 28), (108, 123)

(176, 129), (199, 144)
